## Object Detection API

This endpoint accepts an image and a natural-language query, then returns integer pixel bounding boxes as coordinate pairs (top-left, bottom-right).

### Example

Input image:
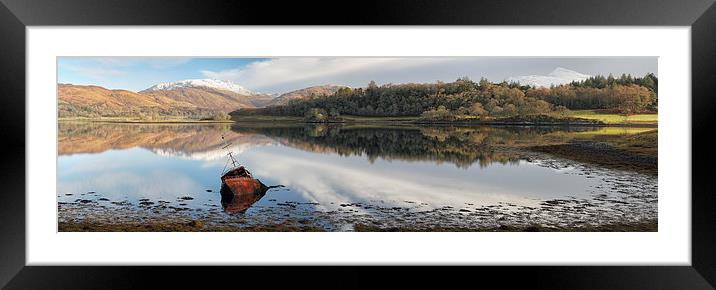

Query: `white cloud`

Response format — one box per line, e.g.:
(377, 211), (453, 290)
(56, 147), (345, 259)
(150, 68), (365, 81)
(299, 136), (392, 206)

(200, 57), (460, 93)
(59, 57), (656, 93)
(235, 145), (594, 210)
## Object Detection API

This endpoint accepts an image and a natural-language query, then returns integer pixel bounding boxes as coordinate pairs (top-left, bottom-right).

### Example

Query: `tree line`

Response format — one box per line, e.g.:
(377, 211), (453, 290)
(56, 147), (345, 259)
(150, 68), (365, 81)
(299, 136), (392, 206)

(234, 73), (658, 119)
(529, 73), (658, 112)
(569, 73), (657, 92)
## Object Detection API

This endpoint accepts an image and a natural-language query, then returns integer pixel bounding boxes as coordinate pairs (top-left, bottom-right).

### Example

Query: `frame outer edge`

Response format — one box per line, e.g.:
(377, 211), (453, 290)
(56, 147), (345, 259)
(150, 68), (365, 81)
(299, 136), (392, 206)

(1, 0), (715, 288)
(691, 0), (716, 287)
(0, 0), (714, 25)
(0, 0), (26, 288)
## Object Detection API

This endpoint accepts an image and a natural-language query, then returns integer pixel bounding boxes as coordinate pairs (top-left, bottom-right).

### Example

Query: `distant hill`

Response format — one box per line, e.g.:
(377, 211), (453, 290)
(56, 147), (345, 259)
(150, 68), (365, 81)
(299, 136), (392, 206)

(59, 81), (352, 119)
(141, 86), (260, 112)
(141, 79), (275, 112)
(59, 79), (279, 119)
(267, 85), (348, 106)
(58, 84), (215, 118)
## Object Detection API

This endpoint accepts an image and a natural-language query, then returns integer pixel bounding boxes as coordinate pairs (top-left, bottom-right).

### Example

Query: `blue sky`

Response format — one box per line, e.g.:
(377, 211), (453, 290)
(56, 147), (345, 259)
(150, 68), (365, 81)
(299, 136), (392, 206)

(58, 57), (657, 94)
(58, 57), (269, 92)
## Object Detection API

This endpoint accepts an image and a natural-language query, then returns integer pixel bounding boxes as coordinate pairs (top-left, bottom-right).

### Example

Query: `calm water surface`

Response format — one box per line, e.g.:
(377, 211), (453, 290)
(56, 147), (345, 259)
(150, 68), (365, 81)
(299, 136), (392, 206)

(57, 122), (657, 231)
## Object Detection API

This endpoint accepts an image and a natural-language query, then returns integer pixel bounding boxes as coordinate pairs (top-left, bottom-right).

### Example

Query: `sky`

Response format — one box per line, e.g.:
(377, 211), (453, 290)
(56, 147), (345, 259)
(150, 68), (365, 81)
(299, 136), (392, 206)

(58, 57), (657, 94)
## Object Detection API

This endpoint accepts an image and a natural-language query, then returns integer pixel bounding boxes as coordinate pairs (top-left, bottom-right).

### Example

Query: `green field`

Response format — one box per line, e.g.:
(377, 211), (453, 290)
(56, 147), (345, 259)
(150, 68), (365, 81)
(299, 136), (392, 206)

(235, 111), (658, 126)
(572, 127), (655, 137)
(66, 110), (658, 126)
(571, 110), (658, 125)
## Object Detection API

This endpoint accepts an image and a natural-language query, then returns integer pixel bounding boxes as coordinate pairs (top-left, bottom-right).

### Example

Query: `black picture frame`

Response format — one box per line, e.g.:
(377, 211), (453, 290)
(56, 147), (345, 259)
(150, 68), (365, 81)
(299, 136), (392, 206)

(1, 0), (714, 288)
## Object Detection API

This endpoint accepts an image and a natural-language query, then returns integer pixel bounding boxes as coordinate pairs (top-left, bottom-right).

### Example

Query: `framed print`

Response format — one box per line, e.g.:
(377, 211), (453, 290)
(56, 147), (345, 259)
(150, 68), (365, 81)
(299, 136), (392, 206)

(2, 0), (715, 288)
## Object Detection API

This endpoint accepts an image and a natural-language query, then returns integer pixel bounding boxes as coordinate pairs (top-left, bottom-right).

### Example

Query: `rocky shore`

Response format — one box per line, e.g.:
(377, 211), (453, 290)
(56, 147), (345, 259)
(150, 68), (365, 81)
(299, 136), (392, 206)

(58, 150), (657, 232)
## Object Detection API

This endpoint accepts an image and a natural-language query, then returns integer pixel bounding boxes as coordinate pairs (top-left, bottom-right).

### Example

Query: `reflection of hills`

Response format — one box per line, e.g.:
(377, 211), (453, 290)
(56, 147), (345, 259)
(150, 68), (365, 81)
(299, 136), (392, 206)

(230, 124), (587, 168)
(60, 122), (597, 167)
(58, 122), (273, 158)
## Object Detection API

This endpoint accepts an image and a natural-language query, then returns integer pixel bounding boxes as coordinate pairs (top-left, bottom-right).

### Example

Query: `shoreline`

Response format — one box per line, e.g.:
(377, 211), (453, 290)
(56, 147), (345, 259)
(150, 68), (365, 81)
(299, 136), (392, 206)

(413, 121), (657, 128)
(60, 119), (657, 127)
(57, 144), (657, 233)
(231, 116), (657, 127)
(59, 119), (235, 124)
(58, 219), (657, 232)
(59, 114), (657, 127)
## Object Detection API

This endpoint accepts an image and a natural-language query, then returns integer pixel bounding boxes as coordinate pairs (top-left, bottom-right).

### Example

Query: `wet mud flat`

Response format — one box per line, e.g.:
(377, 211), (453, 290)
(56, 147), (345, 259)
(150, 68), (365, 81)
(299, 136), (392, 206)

(530, 138), (657, 176)
(58, 150), (657, 232)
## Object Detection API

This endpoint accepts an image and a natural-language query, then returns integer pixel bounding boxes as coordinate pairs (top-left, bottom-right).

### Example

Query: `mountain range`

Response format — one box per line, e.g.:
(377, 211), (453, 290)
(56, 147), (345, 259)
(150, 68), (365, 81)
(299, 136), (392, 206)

(58, 79), (344, 118)
(58, 68), (592, 118)
(58, 84), (210, 118)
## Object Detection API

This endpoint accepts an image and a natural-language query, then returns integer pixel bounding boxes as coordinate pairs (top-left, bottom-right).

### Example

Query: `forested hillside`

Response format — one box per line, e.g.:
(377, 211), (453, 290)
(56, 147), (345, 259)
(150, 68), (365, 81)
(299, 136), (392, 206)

(529, 73), (658, 111)
(233, 74), (658, 120)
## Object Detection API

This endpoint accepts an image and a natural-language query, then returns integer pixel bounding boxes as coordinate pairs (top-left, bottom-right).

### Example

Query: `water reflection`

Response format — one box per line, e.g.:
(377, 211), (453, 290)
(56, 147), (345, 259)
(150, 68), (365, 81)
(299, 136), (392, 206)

(230, 124), (588, 168)
(59, 121), (606, 168)
(58, 122), (272, 158)
(57, 122), (658, 230)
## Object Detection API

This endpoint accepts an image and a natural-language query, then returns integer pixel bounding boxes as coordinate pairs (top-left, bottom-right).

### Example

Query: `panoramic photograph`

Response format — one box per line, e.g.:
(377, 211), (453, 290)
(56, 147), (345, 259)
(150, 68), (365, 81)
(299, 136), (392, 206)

(57, 57), (658, 232)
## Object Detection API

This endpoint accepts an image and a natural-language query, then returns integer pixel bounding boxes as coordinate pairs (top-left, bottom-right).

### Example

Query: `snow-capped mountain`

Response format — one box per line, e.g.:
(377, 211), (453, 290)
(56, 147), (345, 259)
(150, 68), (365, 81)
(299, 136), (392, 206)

(507, 67), (592, 88)
(144, 79), (262, 96)
(140, 79), (275, 110)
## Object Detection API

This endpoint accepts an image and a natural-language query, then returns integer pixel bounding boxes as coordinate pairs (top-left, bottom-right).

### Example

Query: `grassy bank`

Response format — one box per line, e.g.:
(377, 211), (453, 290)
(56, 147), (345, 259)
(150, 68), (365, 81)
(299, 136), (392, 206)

(233, 111), (656, 126)
(571, 110), (657, 125)
(62, 110), (658, 126)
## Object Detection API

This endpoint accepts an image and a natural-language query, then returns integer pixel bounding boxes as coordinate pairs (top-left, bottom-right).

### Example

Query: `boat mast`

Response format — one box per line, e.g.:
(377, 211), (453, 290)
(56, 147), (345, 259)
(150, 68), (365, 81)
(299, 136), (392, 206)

(221, 135), (239, 169)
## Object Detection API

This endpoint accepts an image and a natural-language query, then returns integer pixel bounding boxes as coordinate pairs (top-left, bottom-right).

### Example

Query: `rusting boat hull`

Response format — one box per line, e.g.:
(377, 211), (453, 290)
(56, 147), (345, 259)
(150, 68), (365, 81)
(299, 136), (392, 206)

(220, 166), (268, 214)
(222, 176), (265, 195)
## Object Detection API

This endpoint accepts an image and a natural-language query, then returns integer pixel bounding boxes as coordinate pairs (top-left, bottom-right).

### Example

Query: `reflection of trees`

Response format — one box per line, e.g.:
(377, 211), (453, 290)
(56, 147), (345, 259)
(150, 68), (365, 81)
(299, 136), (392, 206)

(231, 124), (596, 168)
(59, 121), (601, 169)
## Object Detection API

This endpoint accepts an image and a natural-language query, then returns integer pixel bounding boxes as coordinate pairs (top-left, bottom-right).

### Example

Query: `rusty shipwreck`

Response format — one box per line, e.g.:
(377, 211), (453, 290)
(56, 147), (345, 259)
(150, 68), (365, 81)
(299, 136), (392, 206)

(219, 135), (269, 214)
